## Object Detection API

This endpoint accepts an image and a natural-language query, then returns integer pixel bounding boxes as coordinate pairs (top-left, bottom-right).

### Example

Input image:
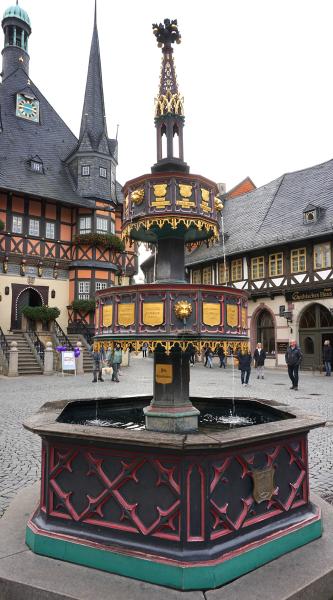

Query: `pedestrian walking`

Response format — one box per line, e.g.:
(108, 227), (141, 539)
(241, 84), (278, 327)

(189, 347), (196, 366)
(204, 346), (213, 368)
(91, 344), (104, 383)
(323, 340), (332, 376)
(111, 343), (122, 382)
(237, 349), (252, 386)
(217, 346), (226, 368)
(142, 342), (148, 358)
(285, 340), (303, 390)
(253, 343), (266, 379)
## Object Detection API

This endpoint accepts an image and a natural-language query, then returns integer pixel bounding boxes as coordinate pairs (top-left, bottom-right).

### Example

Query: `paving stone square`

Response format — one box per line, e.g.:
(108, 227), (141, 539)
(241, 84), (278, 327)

(0, 357), (332, 518)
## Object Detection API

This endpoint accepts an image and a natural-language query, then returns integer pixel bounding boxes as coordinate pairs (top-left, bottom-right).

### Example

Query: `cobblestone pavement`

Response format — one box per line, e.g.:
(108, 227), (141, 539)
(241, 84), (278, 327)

(0, 356), (332, 517)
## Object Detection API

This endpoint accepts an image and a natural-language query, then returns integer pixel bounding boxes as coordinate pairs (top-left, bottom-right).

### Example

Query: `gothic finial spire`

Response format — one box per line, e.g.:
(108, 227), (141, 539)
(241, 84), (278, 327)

(153, 19), (183, 118)
(151, 18), (188, 173)
(79, 3), (107, 150)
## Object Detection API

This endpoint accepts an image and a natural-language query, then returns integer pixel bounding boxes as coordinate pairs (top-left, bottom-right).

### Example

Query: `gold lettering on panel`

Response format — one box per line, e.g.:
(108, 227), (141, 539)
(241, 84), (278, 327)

(102, 305), (113, 327)
(143, 302), (164, 326)
(118, 303), (135, 326)
(202, 302), (221, 326)
(241, 307), (247, 328)
(227, 304), (238, 327)
(155, 363), (173, 384)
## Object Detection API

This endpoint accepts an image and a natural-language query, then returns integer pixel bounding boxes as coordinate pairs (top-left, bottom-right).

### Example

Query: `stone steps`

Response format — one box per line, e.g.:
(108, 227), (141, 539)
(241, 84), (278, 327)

(67, 334), (93, 372)
(5, 333), (43, 375)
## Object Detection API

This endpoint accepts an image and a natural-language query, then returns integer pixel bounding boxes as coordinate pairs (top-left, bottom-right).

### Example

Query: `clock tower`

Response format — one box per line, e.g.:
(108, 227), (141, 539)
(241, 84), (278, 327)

(1, 3), (31, 80)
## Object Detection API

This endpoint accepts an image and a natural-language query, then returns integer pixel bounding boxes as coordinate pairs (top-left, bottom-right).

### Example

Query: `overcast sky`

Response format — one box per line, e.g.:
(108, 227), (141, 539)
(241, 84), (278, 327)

(6, 0), (333, 273)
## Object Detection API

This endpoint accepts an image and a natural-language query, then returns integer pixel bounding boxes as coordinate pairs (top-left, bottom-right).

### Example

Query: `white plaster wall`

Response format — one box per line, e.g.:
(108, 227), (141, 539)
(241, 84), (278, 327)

(0, 274), (69, 333)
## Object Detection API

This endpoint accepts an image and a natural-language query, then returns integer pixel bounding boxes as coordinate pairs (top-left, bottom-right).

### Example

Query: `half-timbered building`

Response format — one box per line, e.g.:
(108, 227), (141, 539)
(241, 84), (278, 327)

(185, 159), (333, 369)
(0, 4), (137, 339)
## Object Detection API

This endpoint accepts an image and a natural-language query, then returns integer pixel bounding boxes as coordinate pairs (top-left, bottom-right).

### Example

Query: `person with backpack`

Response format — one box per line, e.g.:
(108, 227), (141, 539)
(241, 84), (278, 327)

(285, 340), (303, 390)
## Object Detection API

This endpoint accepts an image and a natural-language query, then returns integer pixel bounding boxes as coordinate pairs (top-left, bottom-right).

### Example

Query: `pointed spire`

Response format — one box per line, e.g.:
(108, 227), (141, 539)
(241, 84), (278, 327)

(79, 3), (107, 150)
(153, 19), (184, 118)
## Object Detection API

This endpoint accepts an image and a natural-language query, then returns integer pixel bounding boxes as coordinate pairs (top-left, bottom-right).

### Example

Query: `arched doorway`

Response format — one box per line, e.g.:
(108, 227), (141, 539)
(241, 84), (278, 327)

(15, 287), (43, 330)
(299, 303), (333, 369)
(256, 309), (275, 354)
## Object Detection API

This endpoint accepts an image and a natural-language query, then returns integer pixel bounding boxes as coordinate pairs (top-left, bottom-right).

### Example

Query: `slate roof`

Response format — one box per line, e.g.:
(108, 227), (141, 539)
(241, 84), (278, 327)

(78, 12), (109, 153)
(186, 158), (333, 266)
(0, 65), (96, 207)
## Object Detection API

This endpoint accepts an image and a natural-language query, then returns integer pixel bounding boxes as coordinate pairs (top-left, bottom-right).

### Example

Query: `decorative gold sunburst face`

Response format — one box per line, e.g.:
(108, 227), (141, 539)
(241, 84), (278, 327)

(174, 300), (192, 320)
(131, 188), (145, 205)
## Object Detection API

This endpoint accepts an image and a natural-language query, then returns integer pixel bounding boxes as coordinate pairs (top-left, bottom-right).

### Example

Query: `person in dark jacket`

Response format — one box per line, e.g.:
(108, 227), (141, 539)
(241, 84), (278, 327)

(237, 350), (252, 386)
(285, 340), (303, 390)
(204, 346), (213, 368)
(323, 340), (332, 376)
(217, 346), (226, 368)
(91, 344), (104, 383)
(253, 343), (267, 379)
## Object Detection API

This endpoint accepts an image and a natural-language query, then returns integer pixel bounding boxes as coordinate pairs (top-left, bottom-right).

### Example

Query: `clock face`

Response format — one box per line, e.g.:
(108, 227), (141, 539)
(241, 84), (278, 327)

(16, 94), (39, 122)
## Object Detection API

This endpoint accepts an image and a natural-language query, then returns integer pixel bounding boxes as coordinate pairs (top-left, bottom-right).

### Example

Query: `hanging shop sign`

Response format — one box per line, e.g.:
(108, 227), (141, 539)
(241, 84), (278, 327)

(102, 305), (113, 327)
(118, 303), (135, 327)
(286, 287), (333, 302)
(143, 302), (164, 326)
(202, 302), (221, 326)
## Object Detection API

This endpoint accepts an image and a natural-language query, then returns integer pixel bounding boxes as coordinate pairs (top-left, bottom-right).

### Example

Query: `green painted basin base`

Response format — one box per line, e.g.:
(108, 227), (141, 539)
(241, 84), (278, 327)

(26, 514), (322, 591)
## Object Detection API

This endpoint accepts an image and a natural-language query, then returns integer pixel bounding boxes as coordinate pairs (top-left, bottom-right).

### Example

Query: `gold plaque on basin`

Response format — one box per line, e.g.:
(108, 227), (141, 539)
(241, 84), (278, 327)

(203, 302), (221, 326)
(252, 467), (275, 504)
(102, 305), (113, 327)
(143, 302), (164, 326)
(118, 303), (135, 327)
(156, 363), (173, 384)
(227, 304), (238, 327)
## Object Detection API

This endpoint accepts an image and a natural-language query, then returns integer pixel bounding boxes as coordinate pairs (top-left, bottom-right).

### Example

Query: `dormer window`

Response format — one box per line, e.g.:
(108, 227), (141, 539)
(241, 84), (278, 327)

(31, 160), (43, 173)
(303, 203), (322, 224)
(81, 165), (90, 176)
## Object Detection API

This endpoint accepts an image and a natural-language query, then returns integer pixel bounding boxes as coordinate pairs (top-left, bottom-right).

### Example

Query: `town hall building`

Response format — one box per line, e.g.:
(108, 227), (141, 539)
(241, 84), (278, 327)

(0, 3), (137, 341)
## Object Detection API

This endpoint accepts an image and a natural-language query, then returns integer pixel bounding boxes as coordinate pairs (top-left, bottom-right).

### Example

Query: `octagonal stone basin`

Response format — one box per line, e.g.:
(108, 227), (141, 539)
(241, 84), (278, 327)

(24, 396), (325, 591)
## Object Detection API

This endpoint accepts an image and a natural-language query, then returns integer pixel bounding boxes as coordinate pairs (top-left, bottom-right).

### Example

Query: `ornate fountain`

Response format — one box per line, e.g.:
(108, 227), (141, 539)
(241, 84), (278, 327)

(24, 19), (324, 590)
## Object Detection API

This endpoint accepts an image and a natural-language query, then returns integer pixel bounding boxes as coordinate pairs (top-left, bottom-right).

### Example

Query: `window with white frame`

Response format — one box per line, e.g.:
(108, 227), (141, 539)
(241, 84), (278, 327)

(96, 217), (108, 233)
(95, 281), (108, 291)
(202, 266), (212, 284)
(218, 263), (229, 284)
(79, 216), (92, 233)
(99, 167), (107, 178)
(78, 281), (90, 299)
(31, 160), (43, 173)
(291, 248), (306, 273)
(46, 222), (55, 239)
(251, 256), (265, 279)
(29, 218), (40, 236)
(231, 259), (242, 281)
(269, 252), (283, 277)
(110, 219), (115, 234)
(192, 269), (201, 284)
(12, 215), (23, 234)
(314, 242), (331, 270)
(81, 165), (90, 176)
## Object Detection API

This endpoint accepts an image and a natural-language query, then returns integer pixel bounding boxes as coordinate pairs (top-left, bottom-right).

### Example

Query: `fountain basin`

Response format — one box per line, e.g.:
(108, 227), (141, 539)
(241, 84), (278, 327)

(24, 396), (324, 590)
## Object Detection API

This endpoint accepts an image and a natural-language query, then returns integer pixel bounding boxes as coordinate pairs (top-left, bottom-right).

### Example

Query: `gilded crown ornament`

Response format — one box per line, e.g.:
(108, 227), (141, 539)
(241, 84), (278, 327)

(174, 300), (192, 320)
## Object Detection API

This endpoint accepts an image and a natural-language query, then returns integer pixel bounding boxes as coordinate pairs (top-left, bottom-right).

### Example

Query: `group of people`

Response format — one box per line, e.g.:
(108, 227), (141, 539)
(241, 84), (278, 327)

(91, 343), (122, 383)
(237, 340), (303, 389)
